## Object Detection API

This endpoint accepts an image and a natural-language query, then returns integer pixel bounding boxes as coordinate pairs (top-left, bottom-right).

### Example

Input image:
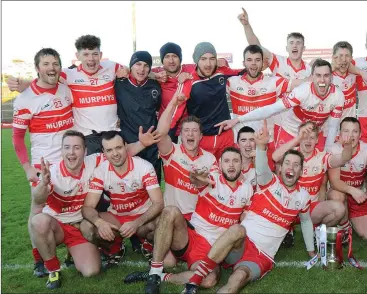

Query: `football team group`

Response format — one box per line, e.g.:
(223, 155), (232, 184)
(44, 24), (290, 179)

(5, 7), (367, 294)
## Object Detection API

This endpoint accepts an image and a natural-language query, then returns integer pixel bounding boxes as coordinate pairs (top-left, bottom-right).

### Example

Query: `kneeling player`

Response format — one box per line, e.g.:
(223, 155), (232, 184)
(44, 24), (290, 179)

(81, 131), (164, 266)
(31, 131), (103, 289)
(182, 122), (316, 294)
(135, 147), (253, 294)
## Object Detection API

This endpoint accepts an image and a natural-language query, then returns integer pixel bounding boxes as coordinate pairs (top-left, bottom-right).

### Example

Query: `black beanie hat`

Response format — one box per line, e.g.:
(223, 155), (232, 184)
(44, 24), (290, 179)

(160, 42), (182, 62)
(129, 51), (152, 69)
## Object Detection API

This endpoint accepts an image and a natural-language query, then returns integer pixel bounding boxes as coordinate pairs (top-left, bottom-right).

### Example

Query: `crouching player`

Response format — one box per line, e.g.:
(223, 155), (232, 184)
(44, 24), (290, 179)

(181, 121), (319, 293)
(81, 131), (164, 267)
(30, 131), (103, 289)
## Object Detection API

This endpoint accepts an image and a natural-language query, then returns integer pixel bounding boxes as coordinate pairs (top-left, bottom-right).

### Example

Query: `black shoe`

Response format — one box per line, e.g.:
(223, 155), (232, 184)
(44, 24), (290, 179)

(281, 232), (295, 248)
(145, 274), (161, 294)
(102, 242), (126, 270)
(130, 234), (142, 252)
(46, 271), (61, 289)
(64, 254), (74, 268)
(182, 283), (198, 294)
(124, 271), (150, 284)
(33, 261), (48, 278)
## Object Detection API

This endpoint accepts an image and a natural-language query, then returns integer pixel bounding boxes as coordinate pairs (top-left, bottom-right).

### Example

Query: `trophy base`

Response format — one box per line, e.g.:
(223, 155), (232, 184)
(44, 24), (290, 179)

(323, 260), (343, 271)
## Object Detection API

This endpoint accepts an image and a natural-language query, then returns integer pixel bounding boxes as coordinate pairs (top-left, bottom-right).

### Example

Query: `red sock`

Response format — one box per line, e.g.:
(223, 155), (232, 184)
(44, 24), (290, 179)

(32, 248), (42, 263)
(109, 236), (123, 255)
(44, 256), (60, 273)
(189, 256), (217, 285)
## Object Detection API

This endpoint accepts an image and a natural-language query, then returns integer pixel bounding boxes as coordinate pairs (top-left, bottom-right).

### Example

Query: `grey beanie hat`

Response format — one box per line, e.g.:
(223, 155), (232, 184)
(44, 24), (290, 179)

(192, 42), (217, 64)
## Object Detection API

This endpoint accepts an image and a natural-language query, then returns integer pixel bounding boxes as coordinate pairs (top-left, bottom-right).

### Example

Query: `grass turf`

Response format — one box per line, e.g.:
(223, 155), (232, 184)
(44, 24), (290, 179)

(1, 128), (367, 293)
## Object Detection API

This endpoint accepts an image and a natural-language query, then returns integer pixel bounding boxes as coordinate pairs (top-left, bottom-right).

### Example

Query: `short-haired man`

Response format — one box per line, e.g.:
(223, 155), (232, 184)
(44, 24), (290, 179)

(182, 122), (317, 294)
(236, 126), (256, 190)
(115, 51), (162, 182)
(216, 59), (345, 152)
(227, 44), (305, 169)
(30, 131), (102, 289)
(142, 147), (253, 294)
(172, 42), (246, 160)
(272, 121), (351, 229)
(155, 93), (217, 220)
(81, 131), (164, 266)
(11, 48), (74, 277)
(328, 117), (367, 240)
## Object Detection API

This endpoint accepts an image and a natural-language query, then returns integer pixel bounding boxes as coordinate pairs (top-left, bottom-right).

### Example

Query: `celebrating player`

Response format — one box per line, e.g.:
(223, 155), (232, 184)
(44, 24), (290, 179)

(12, 48), (74, 277)
(216, 59), (345, 152)
(182, 121), (315, 294)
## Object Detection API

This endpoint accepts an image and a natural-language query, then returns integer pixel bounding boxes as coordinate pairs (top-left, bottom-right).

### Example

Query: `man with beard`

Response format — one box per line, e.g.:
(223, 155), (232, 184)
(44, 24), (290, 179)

(114, 51), (162, 183)
(30, 131), (102, 289)
(272, 121), (351, 231)
(172, 42), (246, 160)
(216, 59), (345, 152)
(181, 121), (316, 294)
(227, 44), (305, 169)
(12, 48), (74, 277)
(328, 117), (367, 240)
(81, 131), (164, 265)
(137, 147), (253, 294)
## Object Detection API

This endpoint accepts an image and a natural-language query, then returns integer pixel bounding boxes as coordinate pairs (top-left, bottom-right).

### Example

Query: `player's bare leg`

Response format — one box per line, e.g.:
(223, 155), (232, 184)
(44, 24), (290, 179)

(31, 213), (65, 289)
(311, 201), (345, 226)
(217, 266), (252, 294)
(145, 206), (189, 293)
(350, 215), (367, 240)
(183, 224), (246, 293)
(69, 242), (101, 277)
(328, 189), (351, 241)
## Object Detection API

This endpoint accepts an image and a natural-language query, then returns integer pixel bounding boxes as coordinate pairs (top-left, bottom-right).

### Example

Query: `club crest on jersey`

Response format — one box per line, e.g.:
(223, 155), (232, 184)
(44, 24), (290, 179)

(295, 201), (301, 209)
(260, 87), (267, 94)
(219, 77), (225, 85)
(359, 164), (365, 169)
(312, 166), (319, 174)
(284, 72), (290, 78)
(151, 89), (159, 99)
(318, 104), (325, 112)
(131, 181), (140, 191)
(108, 185), (113, 190)
(103, 75), (111, 81)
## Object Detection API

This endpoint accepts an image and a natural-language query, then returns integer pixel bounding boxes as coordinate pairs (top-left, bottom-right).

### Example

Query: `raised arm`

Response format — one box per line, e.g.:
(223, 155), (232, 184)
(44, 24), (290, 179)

(238, 8), (272, 62)
(328, 134), (353, 168)
(126, 126), (162, 156)
(299, 209), (316, 257)
(6, 76), (32, 93)
(325, 117), (341, 152)
(255, 121), (273, 186)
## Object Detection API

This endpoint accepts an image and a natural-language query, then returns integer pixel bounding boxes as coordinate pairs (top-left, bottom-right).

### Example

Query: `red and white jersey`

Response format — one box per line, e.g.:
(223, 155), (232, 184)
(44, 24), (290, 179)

(296, 147), (332, 202)
(242, 163), (256, 191)
(37, 153), (105, 224)
(241, 175), (311, 259)
(329, 142), (367, 188)
(161, 143), (218, 216)
(355, 57), (367, 117)
(88, 156), (160, 217)
(269, 54), (311, 80)
(332, 71), (357, 119)
(227, 73), (290, 142)
(190, 171), (253, 245)
(281, 82), (345, 137)
(61, 60), (120, 135)
(12, 80), (74, 165)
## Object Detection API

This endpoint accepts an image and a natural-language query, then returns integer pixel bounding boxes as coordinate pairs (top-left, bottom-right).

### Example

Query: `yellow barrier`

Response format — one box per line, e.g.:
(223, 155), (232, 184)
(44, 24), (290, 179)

(1, 86), (18, 103)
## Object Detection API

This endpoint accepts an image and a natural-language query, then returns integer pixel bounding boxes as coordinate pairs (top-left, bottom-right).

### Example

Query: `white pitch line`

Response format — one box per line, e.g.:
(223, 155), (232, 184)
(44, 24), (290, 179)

(2, 260), (366, 271)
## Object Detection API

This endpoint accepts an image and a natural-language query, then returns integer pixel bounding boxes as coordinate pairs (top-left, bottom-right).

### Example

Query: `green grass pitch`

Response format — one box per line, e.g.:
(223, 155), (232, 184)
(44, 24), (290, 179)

(1, 128), (366, 293)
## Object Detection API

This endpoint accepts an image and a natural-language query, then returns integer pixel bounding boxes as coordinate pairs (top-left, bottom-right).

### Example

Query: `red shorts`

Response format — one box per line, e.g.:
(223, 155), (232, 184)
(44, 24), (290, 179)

(175, 227), (211, 269)
(275, 128), (326, 151)
(226, 237), (273, 280)
(183, 212), (193, 221)
(58, 222), (88, 248)
(347, 194), (367, 218)
(108, 212), (141, 224)
(199, 130), (234, 160)
(359, 117), (367, 143)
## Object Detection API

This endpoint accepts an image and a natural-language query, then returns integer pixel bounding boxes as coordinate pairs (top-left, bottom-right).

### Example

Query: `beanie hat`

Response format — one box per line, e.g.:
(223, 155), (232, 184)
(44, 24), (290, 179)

(160, 42), (182, 62)
(192, 42), (217, 64)
(129, 51), (152, 69)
